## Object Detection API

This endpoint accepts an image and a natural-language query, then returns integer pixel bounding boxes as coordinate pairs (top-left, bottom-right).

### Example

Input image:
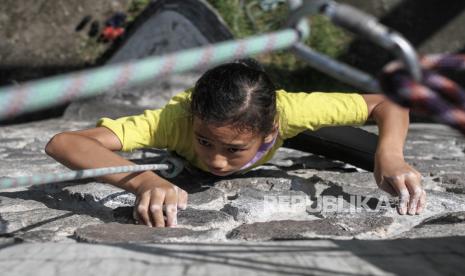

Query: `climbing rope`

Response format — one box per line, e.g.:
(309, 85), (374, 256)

(0, 0), (423, 122)
(0, 29), (305, 121)
(380, 54), (465, 135)
(287, 0), (421, 92)
(0, 157), (184, 191)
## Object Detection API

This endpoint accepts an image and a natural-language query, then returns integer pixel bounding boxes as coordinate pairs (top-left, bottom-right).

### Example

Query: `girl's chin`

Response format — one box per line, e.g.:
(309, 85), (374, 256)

(209, 169), (235, 176)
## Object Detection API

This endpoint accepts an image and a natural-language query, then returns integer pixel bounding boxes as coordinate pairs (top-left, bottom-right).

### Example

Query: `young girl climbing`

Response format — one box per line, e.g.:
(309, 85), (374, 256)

(45, 59), (426, 228)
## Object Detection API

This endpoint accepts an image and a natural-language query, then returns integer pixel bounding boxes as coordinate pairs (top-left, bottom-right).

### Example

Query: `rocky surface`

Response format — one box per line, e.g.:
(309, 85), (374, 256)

(1, 0), (465, 275)
(1, 121), (465, 245)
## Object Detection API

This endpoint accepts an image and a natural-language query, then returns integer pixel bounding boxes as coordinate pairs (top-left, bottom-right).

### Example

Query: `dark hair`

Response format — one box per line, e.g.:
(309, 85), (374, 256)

(191, 59), (277, 135)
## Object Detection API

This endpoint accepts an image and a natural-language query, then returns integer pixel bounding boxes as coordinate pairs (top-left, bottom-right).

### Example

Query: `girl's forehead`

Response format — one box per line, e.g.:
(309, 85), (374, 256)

(193, 118), (260, 145)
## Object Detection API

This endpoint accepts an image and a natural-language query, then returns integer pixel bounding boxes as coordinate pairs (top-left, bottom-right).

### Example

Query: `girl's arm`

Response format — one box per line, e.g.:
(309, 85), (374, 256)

(45, 127), (187, 227)
(361, 94), (426, 215)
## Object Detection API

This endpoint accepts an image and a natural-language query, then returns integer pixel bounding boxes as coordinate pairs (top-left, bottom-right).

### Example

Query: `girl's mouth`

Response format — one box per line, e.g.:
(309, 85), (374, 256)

(209, 168), (233, 176)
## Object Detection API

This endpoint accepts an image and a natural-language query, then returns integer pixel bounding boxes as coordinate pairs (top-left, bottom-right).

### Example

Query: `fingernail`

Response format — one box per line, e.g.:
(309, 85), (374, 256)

(168, 217), (177, 228)
(408, 204), (417, 215)
(398, 205), (406, 215)
(147, 222), (153, 227)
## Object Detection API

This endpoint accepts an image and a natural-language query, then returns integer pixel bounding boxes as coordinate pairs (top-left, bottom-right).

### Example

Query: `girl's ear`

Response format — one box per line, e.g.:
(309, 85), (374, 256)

(263, 123), (279, 143)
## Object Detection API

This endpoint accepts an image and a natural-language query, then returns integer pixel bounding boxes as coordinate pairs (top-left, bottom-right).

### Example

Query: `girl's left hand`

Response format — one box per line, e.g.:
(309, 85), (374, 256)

(374, 152), (426, 215)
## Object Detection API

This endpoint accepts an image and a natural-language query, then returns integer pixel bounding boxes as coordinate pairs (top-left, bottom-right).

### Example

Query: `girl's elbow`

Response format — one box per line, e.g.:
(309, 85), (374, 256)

(45, 132), (72, 158)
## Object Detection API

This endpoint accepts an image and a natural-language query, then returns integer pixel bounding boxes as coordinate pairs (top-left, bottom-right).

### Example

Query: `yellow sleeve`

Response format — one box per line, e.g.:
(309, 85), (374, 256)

(96, 90), (193, 152)
(277, 90), (369, 139)
(97, 109), (169, 152)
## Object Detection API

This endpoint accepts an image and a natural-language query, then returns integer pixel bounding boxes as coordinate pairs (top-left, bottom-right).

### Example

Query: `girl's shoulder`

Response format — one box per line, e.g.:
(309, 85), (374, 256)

(167, 88), (192, 106)
(162, 88), (193, 117)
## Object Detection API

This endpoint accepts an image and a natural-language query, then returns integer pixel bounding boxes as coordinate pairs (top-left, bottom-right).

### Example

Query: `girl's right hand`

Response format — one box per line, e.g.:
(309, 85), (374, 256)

(133, 178), (188, 227)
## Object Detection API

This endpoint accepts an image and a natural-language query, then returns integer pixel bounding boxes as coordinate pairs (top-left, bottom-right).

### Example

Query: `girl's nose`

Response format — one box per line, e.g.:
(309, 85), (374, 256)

(207, 153), (228, 170)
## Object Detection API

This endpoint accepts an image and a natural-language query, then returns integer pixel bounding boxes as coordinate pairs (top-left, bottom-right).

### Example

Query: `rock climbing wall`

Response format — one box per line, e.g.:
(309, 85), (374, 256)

(1, 120), (465, 244)
(1, 120), (465, 274)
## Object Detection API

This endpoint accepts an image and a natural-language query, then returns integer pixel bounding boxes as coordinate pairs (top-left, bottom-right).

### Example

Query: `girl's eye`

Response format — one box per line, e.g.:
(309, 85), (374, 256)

(228, 148), (242, 153)
(198, 138), (211, 147)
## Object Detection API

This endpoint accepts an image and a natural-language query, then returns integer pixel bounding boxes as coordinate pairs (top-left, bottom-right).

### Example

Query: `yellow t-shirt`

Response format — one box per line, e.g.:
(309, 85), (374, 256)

(97, 89), (368, 172)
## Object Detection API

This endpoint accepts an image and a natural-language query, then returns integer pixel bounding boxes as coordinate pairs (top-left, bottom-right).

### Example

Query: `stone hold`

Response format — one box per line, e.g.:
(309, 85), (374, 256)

(221, 187), (317, 223)
(176, 208), (234, 230)
(0, 191), (108, 238)
(112, 206), (134, 223)
(15, 230), (61, 243)
(407, 159), (465, 175)
(336, 215), (394, 238)
(393, 223), (465, 239)
(311, 192), (393, 217)
(1, 208), (70, 234)
(227, 215), (396, 241)
(292, 173), (391, 215)
(187, 187), (226, 210)
(312, 172), (379, 192)
(317, 185), (393, 212)
(226, 219), (349, 240)
(368, 190), (465, 239)
(213, 177), (292, 195)
(297, 173), (393, 218)
(433, 174), (465, 194)
(422, 190), (465, 213)
(404, 139), (465, 160)
(75, 222), (212, 243)
(393, 212), (465, 239)
(0, 195), (48, 214)
(113, 206), (234, 230)
(63, 182), (136, 209)
(1, 206), (104, 237)
(266, 147), (310, 167)
(266, 147), (346, 170)
(0, 237), (15, 247)
(289, 175), (329, 198)
(421, 211), (465, 225)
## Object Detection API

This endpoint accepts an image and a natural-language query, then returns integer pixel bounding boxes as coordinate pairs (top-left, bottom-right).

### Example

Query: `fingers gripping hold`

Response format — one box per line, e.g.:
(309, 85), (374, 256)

(150, 189), (165, 227)
(133, 179), (186, 228)
(384, 171), (424, 215)
(404, 172), (424, 215)
(384, 174), (409, 215)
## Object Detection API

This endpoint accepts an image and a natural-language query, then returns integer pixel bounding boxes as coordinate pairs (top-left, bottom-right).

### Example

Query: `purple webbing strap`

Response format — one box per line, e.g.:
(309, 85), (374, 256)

(240, 133), (278, 170)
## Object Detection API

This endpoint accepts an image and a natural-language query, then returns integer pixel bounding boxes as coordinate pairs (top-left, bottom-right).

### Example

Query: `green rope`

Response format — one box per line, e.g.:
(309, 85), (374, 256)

(0, 29), (303, 120)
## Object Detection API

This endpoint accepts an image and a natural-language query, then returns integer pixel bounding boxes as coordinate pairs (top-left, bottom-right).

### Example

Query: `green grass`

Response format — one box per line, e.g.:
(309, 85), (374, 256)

(127, 0), (152, 21)
(206, 0), (355, 92)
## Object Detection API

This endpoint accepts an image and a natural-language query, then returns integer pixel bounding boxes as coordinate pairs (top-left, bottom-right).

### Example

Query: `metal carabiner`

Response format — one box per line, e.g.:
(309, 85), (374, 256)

(286, 0), (422, 92)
